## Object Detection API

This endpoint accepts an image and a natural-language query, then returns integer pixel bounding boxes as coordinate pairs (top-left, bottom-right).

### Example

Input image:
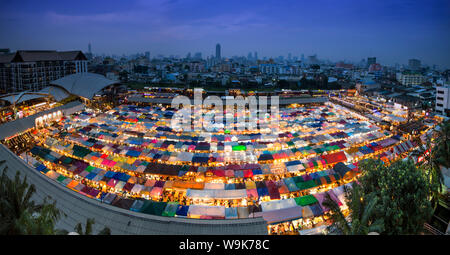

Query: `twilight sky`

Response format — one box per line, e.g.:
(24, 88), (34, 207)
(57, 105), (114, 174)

(1, 0), (450, 68)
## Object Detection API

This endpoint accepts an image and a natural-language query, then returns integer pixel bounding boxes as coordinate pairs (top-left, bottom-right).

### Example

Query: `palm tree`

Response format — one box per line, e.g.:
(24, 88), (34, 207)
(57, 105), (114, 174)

(322, 183), (384, 235)
(0, 163), (65, 235)
(74, 218), (111, 235)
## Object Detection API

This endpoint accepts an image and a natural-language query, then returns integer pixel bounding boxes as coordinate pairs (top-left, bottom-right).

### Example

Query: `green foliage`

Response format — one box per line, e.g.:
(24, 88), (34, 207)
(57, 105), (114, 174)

(358, 159), (433, 234)
(324, 158), (433, 235)
(0, 163), (110, 235)
(74, 218), (111, 235)
(433, 120), (450, 169)
(323, 183), (384, 235)
(0, 164), (65, 235)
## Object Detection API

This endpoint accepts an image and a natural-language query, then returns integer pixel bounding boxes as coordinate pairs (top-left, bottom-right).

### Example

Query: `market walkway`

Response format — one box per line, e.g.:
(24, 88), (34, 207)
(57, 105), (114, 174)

(0, 100), (84, 140)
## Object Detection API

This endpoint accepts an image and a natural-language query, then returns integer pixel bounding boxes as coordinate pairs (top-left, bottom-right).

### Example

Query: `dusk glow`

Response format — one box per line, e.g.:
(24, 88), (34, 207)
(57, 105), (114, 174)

(1, 0), (450, 67)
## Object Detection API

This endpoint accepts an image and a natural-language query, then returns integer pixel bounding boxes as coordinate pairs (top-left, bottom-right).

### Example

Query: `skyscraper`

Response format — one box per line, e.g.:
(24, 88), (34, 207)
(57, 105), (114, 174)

(367, 57), (376, 67)
(254, 51), (258, 60)
(88, 42), (92, 54)
(216, 43), (221, 60)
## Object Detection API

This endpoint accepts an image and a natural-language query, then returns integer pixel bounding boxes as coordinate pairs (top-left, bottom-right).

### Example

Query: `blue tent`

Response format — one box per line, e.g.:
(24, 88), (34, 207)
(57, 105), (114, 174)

(257, 187), (269, 197)
(104, 171), (116, 178)
(35, 164), (46, 172)
(225, 207), (238, 219)
(310, 203), (324, 217)
(252, 169), (263, 175)
(176, 205), (189, 217)
(126, 150), (141, 157)
(85, 172), (97, 180)
(234, 170), (244, 178)
(225, 183), (236, 190)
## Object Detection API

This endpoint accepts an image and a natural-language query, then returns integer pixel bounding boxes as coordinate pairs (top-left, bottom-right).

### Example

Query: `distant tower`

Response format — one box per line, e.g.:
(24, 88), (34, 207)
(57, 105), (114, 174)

(216, 43), (221, 60)
(88, 42), (92, 54)
(254, 51), (258, 60)
(367, 57), (376, 67)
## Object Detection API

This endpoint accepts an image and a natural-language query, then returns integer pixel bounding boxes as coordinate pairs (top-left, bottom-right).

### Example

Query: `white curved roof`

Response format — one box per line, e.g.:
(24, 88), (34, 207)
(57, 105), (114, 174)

(50, 73), (118, 99)
(0, 92), (48, 105)
(39, 86), (70, 102)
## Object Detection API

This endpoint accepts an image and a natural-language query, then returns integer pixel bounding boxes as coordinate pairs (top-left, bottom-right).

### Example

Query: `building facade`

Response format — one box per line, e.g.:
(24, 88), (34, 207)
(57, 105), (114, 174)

(396, 72), (426, 86)
(216, 44), (221, 60)
(436, 85), (450, 117)
(0, 50), (88, 93)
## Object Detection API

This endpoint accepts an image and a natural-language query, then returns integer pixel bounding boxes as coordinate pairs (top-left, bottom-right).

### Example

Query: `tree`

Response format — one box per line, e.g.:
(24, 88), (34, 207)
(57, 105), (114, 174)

(74, 218), (111, 235)
(323, 182), (384, 235)
(433, 120), (450, 169)
(0, 162), (65, 235)
(358, 159), (433, 234)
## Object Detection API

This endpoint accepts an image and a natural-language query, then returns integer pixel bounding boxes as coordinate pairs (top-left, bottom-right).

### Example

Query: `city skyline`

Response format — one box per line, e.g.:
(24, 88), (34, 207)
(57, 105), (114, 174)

(1, 0), (450, 68)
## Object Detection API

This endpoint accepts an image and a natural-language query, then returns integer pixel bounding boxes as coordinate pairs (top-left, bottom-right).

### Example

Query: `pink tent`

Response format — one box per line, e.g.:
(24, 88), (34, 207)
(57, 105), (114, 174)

(225, 170), (234, 177)
(246, 189), (258, 199)
(150, 186), (163, 197)
(144, 179), (156, 187)
(107, 179), (118, 188)
(101, 159), (109, 166)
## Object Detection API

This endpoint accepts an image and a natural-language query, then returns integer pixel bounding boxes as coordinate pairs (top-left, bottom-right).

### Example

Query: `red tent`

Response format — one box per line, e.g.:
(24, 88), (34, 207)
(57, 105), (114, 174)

(322, 151), (347, 165)
(265, 180), (281, 200)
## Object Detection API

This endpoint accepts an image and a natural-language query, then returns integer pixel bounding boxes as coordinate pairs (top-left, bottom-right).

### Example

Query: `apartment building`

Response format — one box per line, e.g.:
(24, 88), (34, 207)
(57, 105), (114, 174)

(436, 84), (450, 117)
(0, 50), (88, 93)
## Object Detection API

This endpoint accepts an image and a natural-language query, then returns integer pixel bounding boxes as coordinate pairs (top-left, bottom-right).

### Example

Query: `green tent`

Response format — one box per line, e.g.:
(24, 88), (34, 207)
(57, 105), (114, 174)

(62, 157), (73, 164)
(232, 145), (246, 151)
(323, 176), (332, 184)
(56, 175), (67, 183)
(162, 202), (179, 217)
(85, 165), (95, 172)
(141, 201), (167, 216)
(314, 178), (323, 186)
(296, 180), (317, 191)
(294, 195), (318, 206)
(314, 148), (324, 154)
(292, 176), (304, 183)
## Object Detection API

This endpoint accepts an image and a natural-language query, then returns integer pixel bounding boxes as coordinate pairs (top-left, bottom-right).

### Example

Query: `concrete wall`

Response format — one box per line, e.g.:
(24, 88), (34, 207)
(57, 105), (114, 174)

(0, 145), (268, 235)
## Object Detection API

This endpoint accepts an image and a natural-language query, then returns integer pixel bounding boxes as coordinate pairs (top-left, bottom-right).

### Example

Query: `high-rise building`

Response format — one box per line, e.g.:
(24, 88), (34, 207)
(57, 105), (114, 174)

(145, 51), (151, 61)
(0, 50), (88, 93)
(247, 52), (253, 60)
(216, 43), (221, 60)
(85, 43), (93, 60)
(436, 84), (450, 116)
(367, 57), (376, 67)
(408, 59), (421, 71)
(254, 51), (258, 60)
